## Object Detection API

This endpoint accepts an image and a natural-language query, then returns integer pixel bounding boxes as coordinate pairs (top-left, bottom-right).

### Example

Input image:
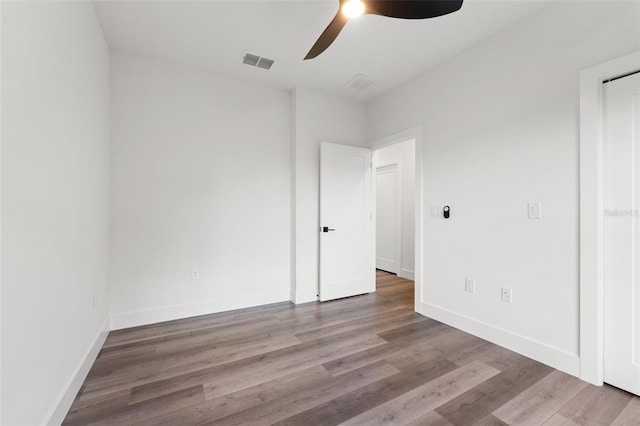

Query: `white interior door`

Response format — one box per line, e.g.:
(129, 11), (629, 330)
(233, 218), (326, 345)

(603, 71), (640, 396)
(319, 142), (374, 302)
(376, 164), (399, 273)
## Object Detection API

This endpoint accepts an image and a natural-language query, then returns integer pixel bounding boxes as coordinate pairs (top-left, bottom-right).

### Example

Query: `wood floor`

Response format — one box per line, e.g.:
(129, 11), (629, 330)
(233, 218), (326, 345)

(64, 271), (640, 425)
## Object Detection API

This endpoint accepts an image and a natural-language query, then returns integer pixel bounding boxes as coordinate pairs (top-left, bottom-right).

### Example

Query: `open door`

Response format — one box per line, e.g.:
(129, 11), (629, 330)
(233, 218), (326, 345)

(319, 142), (374, 302)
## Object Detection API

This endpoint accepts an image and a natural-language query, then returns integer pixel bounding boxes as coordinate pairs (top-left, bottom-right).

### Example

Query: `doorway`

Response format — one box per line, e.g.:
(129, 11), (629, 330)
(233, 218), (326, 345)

(373, 138), (416, 300)
(376, 270), (414, 309)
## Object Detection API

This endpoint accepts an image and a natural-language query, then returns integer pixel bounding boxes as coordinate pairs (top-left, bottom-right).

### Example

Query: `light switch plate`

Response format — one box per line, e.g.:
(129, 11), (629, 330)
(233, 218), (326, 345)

(465, 278), (476, 293)
(528, 202), (542, 219)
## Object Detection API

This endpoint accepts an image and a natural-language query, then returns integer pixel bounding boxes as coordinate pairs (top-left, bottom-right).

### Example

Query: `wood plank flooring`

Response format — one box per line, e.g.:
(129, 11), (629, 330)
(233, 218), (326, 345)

(64, 271), (640, 425)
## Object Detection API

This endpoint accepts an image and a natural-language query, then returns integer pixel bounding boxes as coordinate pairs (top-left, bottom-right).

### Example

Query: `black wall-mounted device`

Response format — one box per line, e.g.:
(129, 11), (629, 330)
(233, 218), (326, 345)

(443, 206), (450, 219)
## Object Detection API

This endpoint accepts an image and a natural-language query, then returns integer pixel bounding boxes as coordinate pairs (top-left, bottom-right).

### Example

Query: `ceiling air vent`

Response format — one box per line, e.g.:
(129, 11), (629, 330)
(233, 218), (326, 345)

(242, 52), (275, 70)
(256, 57), (275, 70)
(345, 74), (374, 90)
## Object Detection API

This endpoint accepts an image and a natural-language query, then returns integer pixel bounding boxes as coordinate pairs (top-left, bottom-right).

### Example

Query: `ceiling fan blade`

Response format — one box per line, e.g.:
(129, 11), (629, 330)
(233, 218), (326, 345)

(365, 0), (463, 19)
(304, 11), (349, 60)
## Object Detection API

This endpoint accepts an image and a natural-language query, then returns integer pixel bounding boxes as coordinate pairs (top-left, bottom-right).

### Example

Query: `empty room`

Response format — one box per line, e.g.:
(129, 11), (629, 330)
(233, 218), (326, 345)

(2, 0), (640, 424)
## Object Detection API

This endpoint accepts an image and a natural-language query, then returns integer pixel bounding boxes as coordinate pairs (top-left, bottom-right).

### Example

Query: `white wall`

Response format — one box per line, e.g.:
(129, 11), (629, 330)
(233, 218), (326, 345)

(367, 0), (640, 376)
(291, 88), (367, 303)
(1, 2), (110, 424)
(374, 139), (415, 279)
(109, 52), (291, 328)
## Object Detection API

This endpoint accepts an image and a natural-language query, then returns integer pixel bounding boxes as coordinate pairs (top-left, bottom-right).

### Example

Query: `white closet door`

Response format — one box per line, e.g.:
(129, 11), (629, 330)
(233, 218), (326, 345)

(603, 71), (640, 396)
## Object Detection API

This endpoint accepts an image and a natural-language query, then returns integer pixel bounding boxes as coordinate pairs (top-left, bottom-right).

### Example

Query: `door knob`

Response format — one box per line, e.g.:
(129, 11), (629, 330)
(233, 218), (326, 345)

(322, 226), (336, 232)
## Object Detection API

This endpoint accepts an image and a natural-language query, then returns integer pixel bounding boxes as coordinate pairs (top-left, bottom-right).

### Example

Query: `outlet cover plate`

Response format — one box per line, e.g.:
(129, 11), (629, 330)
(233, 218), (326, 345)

(465, 278), (476, 293)
(191, 268), (200, 280)
(501, 286), (512, 302)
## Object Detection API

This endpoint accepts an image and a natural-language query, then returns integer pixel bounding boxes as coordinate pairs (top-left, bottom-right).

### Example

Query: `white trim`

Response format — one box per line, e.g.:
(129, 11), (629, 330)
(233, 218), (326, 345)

(422, 302), (580, 376)
(398, 268), (415, 281)
(291, 288), (318, 304)
(579, 51), (640, 385)
(370, 125), (424, 311)
(110, 288), (290, 330)
(0, 4), (4, 422)
(45, 318), (110, 426)
(290, 90), (298, 308)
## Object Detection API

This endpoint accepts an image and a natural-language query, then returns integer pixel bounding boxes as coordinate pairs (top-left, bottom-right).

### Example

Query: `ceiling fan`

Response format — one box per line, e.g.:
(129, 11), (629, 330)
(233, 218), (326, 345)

(304, 0), (464, 60)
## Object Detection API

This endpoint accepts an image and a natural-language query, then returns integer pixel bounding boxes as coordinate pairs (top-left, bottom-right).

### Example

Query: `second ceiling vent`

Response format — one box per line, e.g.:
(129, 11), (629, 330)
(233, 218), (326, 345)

(242, 52), (275, 70)
(345, 74), (374, 90)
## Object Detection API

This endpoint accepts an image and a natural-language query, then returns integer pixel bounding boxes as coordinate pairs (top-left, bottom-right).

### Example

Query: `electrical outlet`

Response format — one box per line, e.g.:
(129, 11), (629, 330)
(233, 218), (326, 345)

(501, 286), (512, 303)
(191, 268), (200, 281)
(465, 278), (476, 293)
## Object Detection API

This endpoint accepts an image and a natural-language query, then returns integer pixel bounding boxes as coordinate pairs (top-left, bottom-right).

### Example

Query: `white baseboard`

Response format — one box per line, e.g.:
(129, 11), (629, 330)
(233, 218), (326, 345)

(420, 302), (580, 377)
(45, 317), (110, 426)
(398, 268), (415, 281)
(291, 287), (318, 304)
(110, 288), (290, 330)
(376, 258), (396, 273)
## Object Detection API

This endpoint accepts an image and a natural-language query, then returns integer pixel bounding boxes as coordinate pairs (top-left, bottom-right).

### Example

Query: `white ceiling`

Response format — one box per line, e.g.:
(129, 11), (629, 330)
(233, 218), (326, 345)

(94, 0), (551, 102)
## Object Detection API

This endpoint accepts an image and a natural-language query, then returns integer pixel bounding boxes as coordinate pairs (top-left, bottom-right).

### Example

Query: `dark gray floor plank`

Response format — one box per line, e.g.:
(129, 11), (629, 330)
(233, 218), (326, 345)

(406, 411), (456, 426)
(472, 414), (510, 426)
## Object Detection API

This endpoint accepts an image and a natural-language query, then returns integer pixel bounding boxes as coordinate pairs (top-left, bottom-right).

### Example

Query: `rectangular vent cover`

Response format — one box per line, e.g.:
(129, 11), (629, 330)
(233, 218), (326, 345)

(242, 52), (275, 70)
(345, 74), (374, 90)
(242, 53), (260, 66)
(257, 57), (275, 70)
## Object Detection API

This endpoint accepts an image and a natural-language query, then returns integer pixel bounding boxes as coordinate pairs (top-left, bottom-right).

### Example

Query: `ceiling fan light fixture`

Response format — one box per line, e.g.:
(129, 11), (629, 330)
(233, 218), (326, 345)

(305, 0), (463, 60)
(342, 0), (365, 18)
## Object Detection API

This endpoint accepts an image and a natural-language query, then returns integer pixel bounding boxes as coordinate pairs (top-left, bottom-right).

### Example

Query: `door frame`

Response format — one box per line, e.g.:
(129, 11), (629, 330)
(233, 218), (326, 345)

(579, 51), (640, 385)
(371, 125), (423, 313)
